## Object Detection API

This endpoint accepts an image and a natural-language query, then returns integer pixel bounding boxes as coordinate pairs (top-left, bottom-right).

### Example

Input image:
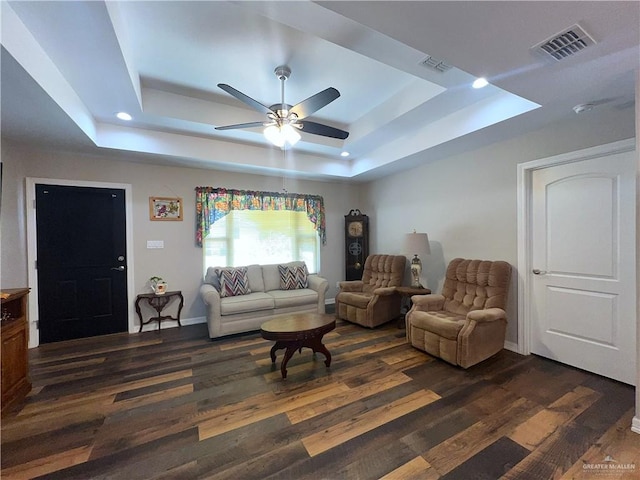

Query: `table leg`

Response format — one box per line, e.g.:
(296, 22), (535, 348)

(176, 293), (184, 327)
(281, 345), (298, 379)
(265, 332), (333, 379)
(270, 341), (287, 363)
(397, 294), (411, 329)
(308, 337), (331, 367)
(135, 297), (144, 332)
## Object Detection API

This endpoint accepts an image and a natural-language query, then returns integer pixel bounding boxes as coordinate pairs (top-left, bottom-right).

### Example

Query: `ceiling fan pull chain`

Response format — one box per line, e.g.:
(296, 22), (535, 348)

(281, 149), (288, 193)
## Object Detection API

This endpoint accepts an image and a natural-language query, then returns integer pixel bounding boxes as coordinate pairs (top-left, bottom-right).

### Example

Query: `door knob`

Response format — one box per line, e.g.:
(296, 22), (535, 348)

(532, 269), (547, 275)
(111, 266), (125, 271)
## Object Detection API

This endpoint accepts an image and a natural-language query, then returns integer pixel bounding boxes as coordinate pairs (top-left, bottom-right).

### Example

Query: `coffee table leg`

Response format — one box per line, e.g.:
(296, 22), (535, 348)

(270, 341), (286, 363)
(281, 345), (298, 379)
(309, 337), (332, 367)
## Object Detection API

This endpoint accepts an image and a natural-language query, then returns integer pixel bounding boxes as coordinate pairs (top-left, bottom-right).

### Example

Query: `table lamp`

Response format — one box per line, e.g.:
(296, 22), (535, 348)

(404, 231), (431, 288)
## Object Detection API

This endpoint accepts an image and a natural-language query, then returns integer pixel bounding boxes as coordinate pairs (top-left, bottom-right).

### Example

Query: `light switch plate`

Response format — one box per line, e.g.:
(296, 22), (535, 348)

(147, 240), (164, 249)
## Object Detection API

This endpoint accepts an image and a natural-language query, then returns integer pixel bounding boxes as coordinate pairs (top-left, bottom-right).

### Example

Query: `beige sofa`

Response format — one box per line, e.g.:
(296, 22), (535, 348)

(200, 261), (329, 338)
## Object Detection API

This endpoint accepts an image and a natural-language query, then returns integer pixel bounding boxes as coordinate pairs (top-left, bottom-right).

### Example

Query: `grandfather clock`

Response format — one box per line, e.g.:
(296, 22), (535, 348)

(344, 209), (369, 281)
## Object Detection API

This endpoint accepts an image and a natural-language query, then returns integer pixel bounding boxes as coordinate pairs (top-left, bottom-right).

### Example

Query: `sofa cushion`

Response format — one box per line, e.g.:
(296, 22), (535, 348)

(269, 289), (318, 309)
(409, 310), (466, 340)
(262, 261), (307, 292)
(278, 264), (309, 290)
(335, 291), (373, 309)
(246, 264), (265, 292)
(220, 292), (274, 315)
(216, 266), (251, 297)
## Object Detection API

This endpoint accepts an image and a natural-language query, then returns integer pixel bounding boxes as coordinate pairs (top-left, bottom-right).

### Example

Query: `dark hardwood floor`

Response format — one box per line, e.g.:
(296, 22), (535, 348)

(1, 317), (639, 479)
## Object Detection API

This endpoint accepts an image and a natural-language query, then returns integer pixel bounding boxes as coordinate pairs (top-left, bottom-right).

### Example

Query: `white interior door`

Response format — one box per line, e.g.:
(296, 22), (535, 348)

(531, 150), (636, 385)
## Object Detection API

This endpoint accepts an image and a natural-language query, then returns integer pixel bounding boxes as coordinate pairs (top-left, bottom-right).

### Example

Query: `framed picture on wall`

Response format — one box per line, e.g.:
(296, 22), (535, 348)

(149, 196), (183, 221)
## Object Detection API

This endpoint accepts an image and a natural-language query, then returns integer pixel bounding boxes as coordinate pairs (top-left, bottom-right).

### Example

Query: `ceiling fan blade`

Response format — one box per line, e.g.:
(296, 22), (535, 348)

(298, 120), (349, 140)
(289, 87), (340, 119)
(215, 121), (267, 131)
(218, 84), (274, 115)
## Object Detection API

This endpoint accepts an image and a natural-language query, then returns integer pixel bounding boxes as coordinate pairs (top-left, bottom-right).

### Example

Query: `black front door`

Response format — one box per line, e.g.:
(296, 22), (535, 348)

(36, 184), (128, 343)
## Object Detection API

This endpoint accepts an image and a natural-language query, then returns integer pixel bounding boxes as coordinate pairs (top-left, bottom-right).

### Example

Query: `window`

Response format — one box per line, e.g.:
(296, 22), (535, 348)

(204, 210), (320, 273)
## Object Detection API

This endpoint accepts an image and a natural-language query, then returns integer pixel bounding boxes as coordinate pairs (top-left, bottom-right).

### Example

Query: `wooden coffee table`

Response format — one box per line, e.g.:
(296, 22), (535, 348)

(260, 313), (336, 379)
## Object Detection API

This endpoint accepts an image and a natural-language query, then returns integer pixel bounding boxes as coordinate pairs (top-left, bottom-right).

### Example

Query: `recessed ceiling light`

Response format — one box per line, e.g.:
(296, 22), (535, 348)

(116, 112), (132, 121)
(472, 78), (489, 89)
(340, 151), (350, 157)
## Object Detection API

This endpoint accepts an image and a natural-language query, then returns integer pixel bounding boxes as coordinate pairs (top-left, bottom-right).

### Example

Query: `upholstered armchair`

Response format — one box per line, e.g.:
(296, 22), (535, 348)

(335, 254), (406, 328)
(406, 258), (511, 368)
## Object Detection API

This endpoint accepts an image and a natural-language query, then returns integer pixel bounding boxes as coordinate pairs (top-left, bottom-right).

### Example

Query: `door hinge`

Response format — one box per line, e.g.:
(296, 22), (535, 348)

(33, 199), (37, 209)
(35, 320), (39, 329)
(35, 260), (38, 270)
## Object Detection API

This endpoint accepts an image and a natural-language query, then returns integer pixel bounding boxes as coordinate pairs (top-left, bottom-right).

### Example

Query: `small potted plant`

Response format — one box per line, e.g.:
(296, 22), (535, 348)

(149, 276), (168, 295)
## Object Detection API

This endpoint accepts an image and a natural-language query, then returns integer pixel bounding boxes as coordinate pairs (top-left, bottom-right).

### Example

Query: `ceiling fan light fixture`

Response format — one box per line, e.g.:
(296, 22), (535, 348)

(264, 124), (300, 148)
(282, 124), (301, 145)
(264, 125), (284, 147)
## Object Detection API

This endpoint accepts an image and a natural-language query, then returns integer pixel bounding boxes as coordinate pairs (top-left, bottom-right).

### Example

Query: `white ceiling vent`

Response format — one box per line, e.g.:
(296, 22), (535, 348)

(419, 55), (452, 73)
(532, 24), (596, 61)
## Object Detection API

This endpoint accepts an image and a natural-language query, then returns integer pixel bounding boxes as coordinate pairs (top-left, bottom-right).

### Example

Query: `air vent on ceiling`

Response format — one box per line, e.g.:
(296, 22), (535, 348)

(532, 24), (596, 61)
(419, 55), (452, 73)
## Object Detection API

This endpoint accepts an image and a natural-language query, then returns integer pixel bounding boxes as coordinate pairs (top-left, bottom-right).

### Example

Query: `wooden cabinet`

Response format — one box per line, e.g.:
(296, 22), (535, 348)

(1, 288), (31, 416)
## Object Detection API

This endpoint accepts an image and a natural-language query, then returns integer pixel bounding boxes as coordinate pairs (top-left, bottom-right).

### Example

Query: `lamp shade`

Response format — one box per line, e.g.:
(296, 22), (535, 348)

(404, 232), (431, 257)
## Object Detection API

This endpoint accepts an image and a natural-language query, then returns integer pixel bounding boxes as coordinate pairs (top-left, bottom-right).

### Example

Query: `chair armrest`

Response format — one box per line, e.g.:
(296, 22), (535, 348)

(372, 286), (397, 296)
(338, 280), (364, 292)
(411, 294), (445, 311)
(467, 308), (507, 323)
(457, 308), (508, 368)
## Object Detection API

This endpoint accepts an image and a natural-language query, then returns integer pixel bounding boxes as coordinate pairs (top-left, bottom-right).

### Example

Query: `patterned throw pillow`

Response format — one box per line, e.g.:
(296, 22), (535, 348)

(216, 267), (251, 297)
(278, 264), (309, 290)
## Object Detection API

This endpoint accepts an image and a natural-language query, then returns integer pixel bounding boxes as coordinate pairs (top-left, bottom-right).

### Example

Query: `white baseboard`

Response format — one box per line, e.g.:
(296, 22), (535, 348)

(181, 316), (207, 326)
(632, 416), (640, 435)
(130, 316), (206, 334)
(504, 340), (519, 353)
(325, 298), (335, 305)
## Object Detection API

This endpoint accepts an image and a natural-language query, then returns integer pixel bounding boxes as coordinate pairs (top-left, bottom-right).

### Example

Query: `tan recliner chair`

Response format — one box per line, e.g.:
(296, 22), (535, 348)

(406, 258), (511, 368)
(335, 254), (406, 328)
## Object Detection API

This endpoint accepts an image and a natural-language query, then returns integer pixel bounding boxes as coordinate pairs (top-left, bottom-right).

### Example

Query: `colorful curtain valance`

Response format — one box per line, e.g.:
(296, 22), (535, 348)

(195, 187), (326, 247)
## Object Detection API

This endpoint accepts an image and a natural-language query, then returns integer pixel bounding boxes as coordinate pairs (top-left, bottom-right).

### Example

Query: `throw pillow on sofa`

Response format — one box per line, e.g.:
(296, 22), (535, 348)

(216, 266), (251, 297)
(278, 264), (309, 290)
(204, 267), (221, 291)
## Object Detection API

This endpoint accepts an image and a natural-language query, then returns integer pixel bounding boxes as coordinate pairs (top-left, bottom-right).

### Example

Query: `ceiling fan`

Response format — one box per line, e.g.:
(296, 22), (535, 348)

(215, 65), (349, 148)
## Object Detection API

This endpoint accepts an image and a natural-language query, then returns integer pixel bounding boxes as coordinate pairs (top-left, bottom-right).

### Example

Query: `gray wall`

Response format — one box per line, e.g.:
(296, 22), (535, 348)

(0, 142), (360, 325)
(361, 106), (636, 345)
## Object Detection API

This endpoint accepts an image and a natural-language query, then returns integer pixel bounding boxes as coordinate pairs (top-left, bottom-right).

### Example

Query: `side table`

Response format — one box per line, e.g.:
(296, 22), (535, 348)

(396, 286), (431, 328)
(135, 291), (184, 332)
